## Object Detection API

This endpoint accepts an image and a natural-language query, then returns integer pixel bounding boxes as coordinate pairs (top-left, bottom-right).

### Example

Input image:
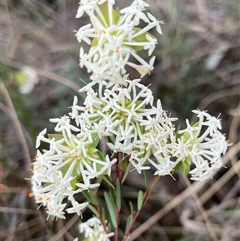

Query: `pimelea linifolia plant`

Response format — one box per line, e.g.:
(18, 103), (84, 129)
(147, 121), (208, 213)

(29, 1), (229, 240)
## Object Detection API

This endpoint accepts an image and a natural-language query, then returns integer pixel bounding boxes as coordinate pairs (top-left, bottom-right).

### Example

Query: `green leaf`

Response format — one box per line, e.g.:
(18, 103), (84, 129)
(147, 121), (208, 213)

(181, 121), (200, 140)
(125, 214), (133, 232)
(173, 160), (183, 172)
(87, 204), (99, 217)
(104, 192), (118, 228)
(91, 37), (99, 48)
(48, 134), (63, 141)
(175, 124), (182, 139)
(102, 176), (116, 189)
(182, 160), (190, 177)
(116, 178), (121, 210)
(94, 150), (107, 173)
(112, 7), (120, 24)
(91, 133), (99, 148)
(125, 201), (135, 232)
(122, 162), (131, 183)
(109, 186), (117, 206)
(107, 221), (112, 236)
(143, 170), (149, 189)
(101, 207), (106, 221)
(174, 158), (191, 177)
(129, 201), (135, 217)
(129, 28), (156, 52)
(96, 150), (105, 161)
(98, 2), (120, 27)
(82, 190), (98, 205)
(119, 155), (129, 170)
(137, 190), (144, 210)
(135, 99), (146, 111)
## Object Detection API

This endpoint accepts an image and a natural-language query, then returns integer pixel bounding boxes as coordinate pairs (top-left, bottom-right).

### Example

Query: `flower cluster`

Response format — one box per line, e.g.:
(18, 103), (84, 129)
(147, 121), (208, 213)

(31, 119), (112, 219)
(75, 217), (114, 241)
(72, 78), (177, 174)
(30, 0), (228, 227)
(175, 110), (228, 181)
(75, 0), (162, 85)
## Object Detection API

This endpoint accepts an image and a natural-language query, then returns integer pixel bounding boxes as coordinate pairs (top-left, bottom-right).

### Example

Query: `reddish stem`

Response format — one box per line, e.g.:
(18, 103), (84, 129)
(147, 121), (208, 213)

(94, 204), (109, 234)
(121, 176), (159, 241)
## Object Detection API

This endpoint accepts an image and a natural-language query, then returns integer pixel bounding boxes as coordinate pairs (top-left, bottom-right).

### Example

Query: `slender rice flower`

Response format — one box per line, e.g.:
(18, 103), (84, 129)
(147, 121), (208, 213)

(30, 0), (229, 231)
(69, 79), (178, 175)
(75, 0), (162, 85)
(78, 217), (114, 241)
(16, 66), (38, 94)
(31, 115), (116, 219)
(175, 110), (228, 181)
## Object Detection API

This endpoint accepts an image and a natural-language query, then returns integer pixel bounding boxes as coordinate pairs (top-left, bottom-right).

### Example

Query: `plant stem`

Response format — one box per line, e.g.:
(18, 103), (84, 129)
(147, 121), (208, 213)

(94, 204), (109, 234)
(121, 176), (160, 241)
(114, 226), (119, 241)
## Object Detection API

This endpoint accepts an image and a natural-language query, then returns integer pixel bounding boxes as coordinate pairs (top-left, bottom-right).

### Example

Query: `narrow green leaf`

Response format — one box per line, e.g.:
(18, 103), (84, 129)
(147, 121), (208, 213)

(101, 207), (106, 221)
(182, 121), (199, 140)
(82, 190), (98, 205)
(122, 162), (131, 183)
(129, 201), (135, 217)
(96, 149), (105, 161)
(137, 190), (144, 210)
(98, 2), (120, 27)
(91, 37), (99, 48)
(116, 178), (121, 210)
(48, 134), (63, 141)
(129, 28), (156, 51)
(87, 204), (99, 217)
(143, 170), (149, 189)
(95, 150), (106, 173)
(173, 160), (183, 172)
(109, 186), (116, 206)
(125, 215), (133, 232)
(102, 176), (116, 189)
(107, 221), (112, 236)
(183, 160), (190, 177)
(91, 133), (99, 148)
(119, 155), (129, 170)
(104, 192), (118, 228)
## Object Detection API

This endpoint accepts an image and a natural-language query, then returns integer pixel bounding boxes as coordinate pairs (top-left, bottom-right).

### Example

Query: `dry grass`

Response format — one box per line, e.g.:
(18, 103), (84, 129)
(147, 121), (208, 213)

(1, 0), (239, 240)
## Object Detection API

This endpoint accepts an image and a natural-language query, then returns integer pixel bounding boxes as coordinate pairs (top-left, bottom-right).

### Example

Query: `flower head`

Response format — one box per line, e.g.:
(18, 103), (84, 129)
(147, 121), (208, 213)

(31, 114), (116, 219)
(175, 110), (228, 181)
(16, 66), (38, 94)
(30, 0), (229, 226)
(75, 0), (162, 85)
(69, 80), (178, 175)
(79, 217), (114, 241)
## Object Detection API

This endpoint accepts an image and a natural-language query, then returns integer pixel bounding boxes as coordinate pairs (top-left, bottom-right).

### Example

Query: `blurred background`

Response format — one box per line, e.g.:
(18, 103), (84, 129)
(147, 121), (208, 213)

(1, 0), (240, 240)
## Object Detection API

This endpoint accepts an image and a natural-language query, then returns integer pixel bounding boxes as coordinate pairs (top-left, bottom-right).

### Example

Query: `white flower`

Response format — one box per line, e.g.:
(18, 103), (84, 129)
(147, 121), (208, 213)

(69, 79), (177, 175)
(176, 110), (228, 181)
(79, 217), (114, 241)
(31, 111), (117, 219)
(30, 0), (229, 229)
(16, 66), (38, 94)
(75, 0), (162, 85)
(66, 196), (89, 217)
(36, 128), (48, 148)
(74, 24), (96, 44)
